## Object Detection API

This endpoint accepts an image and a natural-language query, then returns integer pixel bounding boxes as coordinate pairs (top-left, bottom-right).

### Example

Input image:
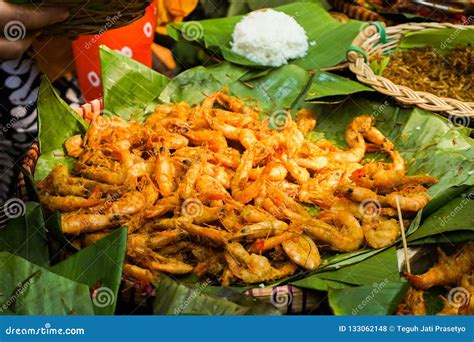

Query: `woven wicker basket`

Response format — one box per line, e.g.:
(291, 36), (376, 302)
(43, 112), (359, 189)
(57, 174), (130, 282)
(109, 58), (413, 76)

(9, 0), (152, 36)
(347, 22), (474, 118)
(17, 99), (323, 315)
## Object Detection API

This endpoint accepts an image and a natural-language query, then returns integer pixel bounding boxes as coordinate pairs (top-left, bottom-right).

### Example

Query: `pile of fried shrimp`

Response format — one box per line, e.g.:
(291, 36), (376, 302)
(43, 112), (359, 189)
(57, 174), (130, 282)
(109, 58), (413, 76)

(38, 91), (437, 285)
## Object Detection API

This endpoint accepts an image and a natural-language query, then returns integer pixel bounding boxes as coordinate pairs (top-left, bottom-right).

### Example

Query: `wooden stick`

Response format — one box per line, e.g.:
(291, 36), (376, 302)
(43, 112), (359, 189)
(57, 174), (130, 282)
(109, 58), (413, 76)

(395, 195), (411, 274)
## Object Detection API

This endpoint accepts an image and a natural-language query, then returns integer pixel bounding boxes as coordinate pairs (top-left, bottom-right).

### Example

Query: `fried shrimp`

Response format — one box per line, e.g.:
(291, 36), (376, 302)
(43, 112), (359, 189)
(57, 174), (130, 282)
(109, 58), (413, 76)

(225, 242), (298, 283)
(386, 185), (431, 212)
(405, 243), (474, 290)
(397, 288), (427, 316)
(64, 135), (84, 158)
(39, 91), (435, 286)
(282, 234), (320, 270)
(154, 147), (176, 197)
(40, 195), (105, 212)
(303, 212), (364, 252)
(295, 108), (317, 135)
(362, 216), (401, 249)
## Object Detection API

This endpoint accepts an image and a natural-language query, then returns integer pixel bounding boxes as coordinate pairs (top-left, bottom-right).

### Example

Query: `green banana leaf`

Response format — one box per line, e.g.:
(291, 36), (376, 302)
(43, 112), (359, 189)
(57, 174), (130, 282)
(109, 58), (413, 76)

(100, 47), (170, 120)
(293, 248), (401, 289)
(45, 212), (79, 253)
(38, 77), (87, 153)
(168, 2), (363, 70)
(35, 77), (87, 181)
(50, 228), (127, 315)
(328, 281), (409, 315)
(0, 252), (94, 315)
(305, 71), (372, 101)
(400, 28), (474, 51)
(321, 248), (382, 270)
(407, 188), (474, 242)
(154, 276), (281, 315)
(291, 277), (352, 292)
(409, 230), (474, 245)
(159, 63), (312, 113)
(158, 60), (370, 113)
(227, 0), (330, 16)
(0, 202), (48, 267)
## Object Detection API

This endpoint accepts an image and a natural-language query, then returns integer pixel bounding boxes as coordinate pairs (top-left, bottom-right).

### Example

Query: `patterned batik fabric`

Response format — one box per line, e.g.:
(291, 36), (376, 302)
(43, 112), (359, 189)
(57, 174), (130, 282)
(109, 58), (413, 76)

(0, 55), (40, 202)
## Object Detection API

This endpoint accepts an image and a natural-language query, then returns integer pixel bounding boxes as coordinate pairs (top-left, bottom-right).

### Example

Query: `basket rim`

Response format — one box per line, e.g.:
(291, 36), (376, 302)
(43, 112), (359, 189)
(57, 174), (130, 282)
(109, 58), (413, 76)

(347, 22), (474, 118)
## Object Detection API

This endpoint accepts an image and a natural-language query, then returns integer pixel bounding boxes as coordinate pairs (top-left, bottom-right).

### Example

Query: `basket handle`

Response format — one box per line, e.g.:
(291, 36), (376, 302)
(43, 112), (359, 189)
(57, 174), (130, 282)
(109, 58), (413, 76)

(347, 22), (387, 62)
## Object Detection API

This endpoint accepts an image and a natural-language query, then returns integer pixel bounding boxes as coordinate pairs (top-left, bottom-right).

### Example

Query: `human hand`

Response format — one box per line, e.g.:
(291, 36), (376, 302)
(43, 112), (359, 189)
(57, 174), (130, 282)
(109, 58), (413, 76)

(0, 2), (69, 61)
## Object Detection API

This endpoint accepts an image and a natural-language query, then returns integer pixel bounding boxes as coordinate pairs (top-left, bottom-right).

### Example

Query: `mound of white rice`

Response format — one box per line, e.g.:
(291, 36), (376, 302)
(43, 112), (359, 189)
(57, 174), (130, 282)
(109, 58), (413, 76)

(230, 9), (309, 67)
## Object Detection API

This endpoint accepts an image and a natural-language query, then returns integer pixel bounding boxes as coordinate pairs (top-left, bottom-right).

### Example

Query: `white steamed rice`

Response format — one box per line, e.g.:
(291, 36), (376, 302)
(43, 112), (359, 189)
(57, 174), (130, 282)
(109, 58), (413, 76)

(230, 9), (309, 67)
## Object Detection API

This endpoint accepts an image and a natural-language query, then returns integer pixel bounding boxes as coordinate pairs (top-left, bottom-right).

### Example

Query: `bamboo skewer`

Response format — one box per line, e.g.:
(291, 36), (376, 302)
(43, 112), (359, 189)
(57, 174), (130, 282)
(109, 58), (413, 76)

(395, 195), (411, 274)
